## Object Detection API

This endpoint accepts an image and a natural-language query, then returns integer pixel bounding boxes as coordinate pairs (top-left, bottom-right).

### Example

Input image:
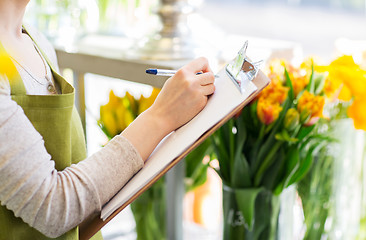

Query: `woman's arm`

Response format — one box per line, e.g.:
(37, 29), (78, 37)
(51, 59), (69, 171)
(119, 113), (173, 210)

(0, 57), (215, 238)
(0, 77), (144, 237)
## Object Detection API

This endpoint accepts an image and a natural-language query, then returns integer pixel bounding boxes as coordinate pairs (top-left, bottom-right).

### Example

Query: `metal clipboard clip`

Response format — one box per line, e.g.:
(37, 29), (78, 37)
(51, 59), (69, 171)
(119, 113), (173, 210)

(226, 41), (263, 93)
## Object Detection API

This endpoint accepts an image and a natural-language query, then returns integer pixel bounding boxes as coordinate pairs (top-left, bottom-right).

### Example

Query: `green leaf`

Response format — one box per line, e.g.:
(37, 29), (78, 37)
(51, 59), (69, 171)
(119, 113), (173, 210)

(285, 148), (314, 187)
(285, 137), (329, 188)
(235, 187), (264, 230)
(185, 138), (211, 191)
(232, 153), (252, 188)
(254, 141), (282, 186)
(185, 164), (209, 192)
(275, 130), (298, 143)
(284, 68), (295, 101)
(235, 117), (247, 156)
(262, 149), (286, 191)
(229, 119), (235, 159)
(306, 63), (315, 93)
(185, 138), (211, 178)
(297, 125), (316, 140)
(283, 148), (301, 187)
(313, 72), (327, 95)
(211, 129), (231, 182)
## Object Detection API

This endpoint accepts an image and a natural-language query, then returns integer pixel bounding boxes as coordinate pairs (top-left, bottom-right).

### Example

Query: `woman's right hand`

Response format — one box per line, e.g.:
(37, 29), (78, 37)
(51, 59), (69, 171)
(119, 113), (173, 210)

(122, 57), (215, 161)
(148, 57), (216, 133)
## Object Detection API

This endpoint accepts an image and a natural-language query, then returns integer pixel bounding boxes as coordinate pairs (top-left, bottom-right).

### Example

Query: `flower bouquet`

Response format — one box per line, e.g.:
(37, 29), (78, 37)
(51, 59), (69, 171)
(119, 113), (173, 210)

(202, 58), (333, 240)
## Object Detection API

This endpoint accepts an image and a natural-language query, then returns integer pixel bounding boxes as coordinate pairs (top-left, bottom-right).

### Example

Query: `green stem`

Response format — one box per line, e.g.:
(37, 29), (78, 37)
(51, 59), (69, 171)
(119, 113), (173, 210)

(254, 141), (282, 187)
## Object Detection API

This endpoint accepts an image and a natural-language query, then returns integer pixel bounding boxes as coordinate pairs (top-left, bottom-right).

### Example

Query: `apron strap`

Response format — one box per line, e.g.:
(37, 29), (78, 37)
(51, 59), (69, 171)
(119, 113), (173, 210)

(22, 24), (58, 73)
(22, 25), (75, 95)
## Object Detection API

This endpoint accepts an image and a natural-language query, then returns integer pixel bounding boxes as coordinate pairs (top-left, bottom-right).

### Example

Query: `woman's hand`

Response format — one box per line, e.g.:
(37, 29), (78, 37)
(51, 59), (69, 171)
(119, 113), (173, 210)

(149, 57), (216, 133)
(121, 57), (215, 161)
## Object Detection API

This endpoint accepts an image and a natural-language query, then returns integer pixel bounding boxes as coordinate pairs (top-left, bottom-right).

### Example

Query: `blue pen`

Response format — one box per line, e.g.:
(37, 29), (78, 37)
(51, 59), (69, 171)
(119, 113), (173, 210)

(146, 68), (218, 77)
(146, 69), (177, 77)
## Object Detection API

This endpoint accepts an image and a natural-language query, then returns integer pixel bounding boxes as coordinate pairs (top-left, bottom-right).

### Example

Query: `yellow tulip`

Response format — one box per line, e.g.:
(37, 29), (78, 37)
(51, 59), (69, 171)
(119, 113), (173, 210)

(99, 88), (161, 138)
(347, 96), (366, 131)
(300, 56), (324, 72)
(138, 94), (148, 115)
(337, 68), (366, 97)
(150, 87), (160, 99)
(284, 108), (300, 131)
(125, 91), (138, 115)
(108, 90), (122, 108)
(323, 75), (349, 101)
(0, 49), (17, 79)
(138, 88), (160, 114)
(100, 90), (136, 136)
(330, 55), (358, 69)
(99, 105), (119, 137)
(114, 105), (128, 132)
(124, 109), (135, 127)
(316, 55), (366, 101)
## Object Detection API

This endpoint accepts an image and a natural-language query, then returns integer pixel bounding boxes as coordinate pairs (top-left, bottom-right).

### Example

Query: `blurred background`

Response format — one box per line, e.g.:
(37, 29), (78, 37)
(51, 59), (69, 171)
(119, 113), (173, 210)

(25, 0), (366, 60)
(23, 0), (366, 239)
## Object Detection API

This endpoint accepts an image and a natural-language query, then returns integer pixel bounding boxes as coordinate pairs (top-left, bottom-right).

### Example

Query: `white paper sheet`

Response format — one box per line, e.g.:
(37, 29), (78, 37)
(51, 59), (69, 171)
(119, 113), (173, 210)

(101, 66), (257, 220)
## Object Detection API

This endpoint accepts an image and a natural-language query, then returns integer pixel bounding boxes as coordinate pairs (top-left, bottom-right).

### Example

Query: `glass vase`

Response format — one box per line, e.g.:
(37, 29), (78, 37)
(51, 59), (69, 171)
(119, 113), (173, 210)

(329, 119), (365, 239)
(222, 185), (280, 240)
(297, 147), (335, 240)
(296, 119), (365, 239)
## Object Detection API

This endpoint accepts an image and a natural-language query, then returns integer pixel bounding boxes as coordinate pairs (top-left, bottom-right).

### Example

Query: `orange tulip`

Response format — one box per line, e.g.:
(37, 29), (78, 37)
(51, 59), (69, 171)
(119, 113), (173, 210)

(257, 98), (282, 125)
(297, 91), (325, 125)
(258, 81), (289, 104)
(290, 74), (309, 97)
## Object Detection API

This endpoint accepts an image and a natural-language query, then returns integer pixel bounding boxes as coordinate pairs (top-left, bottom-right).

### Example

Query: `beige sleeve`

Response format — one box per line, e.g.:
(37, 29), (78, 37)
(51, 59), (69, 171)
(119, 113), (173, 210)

(0, 79), (144, 238)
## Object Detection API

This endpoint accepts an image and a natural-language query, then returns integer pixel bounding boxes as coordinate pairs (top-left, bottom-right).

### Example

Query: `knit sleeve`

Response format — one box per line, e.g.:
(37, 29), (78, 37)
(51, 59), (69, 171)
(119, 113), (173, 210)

(0, 77), (144, 238)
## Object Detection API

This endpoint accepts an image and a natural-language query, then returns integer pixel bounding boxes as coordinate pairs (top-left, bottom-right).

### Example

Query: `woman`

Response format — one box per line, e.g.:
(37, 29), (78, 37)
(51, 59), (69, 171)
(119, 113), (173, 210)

(0, 0), (215, 239)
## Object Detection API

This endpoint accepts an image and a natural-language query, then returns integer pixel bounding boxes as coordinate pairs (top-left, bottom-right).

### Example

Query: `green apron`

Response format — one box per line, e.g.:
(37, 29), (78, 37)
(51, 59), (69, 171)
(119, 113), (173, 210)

(0, 30), (103, 240)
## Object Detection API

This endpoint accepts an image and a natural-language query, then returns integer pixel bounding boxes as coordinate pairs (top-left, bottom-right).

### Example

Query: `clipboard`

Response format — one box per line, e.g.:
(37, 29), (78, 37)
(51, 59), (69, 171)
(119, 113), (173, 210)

(79, 42), (270, 240)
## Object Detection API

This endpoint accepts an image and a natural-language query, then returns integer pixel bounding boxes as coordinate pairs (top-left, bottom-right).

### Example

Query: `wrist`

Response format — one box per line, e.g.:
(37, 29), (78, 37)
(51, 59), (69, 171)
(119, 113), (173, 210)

(121, 106), (173, 161)
(141, 106), (173, 138)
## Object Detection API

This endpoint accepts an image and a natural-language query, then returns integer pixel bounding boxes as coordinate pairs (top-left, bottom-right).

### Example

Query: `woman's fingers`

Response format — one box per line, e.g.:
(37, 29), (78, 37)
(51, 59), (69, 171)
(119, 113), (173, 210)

(184, 57), (213, 74)
(146, 57), (216, 132)
(197, 72), (215, 86)
(200, 83), (215, 96)
(197, 72), (215, 96)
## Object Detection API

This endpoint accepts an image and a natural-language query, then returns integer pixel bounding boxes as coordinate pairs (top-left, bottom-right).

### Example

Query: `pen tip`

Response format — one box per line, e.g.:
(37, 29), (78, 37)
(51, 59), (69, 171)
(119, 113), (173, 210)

(146, 69), (157, 75)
